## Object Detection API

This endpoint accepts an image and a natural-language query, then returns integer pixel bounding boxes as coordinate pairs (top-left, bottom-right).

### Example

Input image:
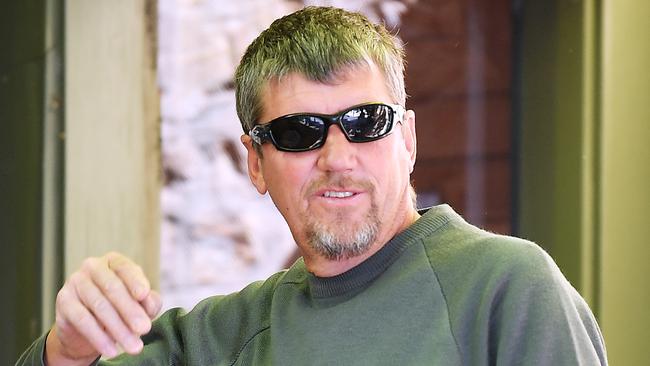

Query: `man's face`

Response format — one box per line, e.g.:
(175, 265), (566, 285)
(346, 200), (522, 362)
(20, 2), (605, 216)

(241, 63), (417, 264)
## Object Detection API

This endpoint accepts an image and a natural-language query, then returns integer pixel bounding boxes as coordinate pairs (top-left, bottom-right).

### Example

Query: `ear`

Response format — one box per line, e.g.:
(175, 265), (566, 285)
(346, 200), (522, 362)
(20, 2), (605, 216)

(241, 134), (268, 194)
(401, 109), (417, 173)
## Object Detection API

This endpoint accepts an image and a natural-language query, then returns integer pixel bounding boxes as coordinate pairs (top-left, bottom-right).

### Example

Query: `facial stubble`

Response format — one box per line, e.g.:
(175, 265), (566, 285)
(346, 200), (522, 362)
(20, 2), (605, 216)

(304, 201), (380, 261)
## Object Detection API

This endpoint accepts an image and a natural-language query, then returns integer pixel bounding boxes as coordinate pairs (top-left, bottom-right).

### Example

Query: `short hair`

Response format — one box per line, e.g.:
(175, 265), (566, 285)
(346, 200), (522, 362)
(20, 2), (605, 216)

(234, 6), (406, 136)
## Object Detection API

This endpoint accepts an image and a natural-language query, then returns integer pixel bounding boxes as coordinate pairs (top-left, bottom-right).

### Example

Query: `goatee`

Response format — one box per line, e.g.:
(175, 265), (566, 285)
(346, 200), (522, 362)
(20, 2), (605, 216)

(305, 203), (380, 261)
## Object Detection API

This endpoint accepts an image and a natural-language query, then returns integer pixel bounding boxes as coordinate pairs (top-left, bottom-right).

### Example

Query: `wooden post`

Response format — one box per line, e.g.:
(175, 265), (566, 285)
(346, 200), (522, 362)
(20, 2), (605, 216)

(64, 0), (160, 286)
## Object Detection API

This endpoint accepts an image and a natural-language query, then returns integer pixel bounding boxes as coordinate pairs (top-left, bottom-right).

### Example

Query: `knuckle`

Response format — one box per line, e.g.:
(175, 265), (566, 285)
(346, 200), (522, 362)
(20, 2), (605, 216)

(68, 273), (86, 290)
(91, 297), (110, 314)
(105, 251), (121, 263)
(55, 290), (65, 308)
(67, 272), (80, 284)
(148, 292), (162, 312)
(133, 274), (150, 293)
(81, 257), (99, 271)
(67, 273), (87, 292)
(102, 279), (121, 294)
(55, 286), (72, 308)
(76, 311), (97, 328)
(55, 316), (68, 332)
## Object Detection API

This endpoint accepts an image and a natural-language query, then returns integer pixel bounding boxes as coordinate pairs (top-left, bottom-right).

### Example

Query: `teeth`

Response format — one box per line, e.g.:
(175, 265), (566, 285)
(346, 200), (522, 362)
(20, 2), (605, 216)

(323, 191), (354, 198)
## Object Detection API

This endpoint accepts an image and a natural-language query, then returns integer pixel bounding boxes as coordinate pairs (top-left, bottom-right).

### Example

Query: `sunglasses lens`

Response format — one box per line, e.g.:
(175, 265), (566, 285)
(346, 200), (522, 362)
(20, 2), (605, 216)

(262, 104), (397, 151)
(342, 104), (393, 141)
(271, 116), (325, 151)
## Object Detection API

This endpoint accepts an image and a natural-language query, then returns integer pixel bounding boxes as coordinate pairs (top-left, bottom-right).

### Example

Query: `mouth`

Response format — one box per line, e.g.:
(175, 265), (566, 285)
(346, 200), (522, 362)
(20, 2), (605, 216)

(307, 177), (372, 204)
(316, 186), (364, 199)
(322, 190), (356, 198)
(312, 189), (363, 210)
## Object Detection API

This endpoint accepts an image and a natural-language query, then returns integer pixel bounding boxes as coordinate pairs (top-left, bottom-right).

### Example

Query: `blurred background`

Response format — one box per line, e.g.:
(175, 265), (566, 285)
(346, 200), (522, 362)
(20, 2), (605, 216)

(2, 0), (648, 364)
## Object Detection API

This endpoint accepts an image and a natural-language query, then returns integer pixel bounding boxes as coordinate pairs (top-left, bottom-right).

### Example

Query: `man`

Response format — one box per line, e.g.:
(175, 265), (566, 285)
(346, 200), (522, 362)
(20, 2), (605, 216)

(19, 6), (607, 365)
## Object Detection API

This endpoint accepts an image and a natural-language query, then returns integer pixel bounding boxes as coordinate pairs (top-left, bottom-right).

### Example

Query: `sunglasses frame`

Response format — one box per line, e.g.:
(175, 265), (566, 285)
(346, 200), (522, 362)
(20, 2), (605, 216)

(249, 102), (405, 152)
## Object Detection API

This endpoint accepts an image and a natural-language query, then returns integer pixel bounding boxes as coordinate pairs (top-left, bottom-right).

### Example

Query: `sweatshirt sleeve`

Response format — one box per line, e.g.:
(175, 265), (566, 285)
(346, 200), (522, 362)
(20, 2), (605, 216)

(427, 227), (608, 366)
(486, 240), (608, 365)
(15, 270), (284, 366)
(14, 320), (175, 366)
(15, 332), (47, 366)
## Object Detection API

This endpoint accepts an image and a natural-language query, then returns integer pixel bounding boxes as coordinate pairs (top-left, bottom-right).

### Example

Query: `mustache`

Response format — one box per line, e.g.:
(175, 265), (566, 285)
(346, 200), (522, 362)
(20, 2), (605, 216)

(305, 174), (375, 196)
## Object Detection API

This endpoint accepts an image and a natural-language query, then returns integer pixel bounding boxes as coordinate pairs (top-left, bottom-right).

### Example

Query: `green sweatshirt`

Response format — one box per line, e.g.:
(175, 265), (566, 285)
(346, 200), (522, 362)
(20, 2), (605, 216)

(17, 204), (607, 365)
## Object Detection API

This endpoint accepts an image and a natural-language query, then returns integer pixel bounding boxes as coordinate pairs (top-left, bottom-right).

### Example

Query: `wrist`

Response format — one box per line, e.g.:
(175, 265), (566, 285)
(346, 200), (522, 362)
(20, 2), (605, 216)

(44, 327), (100, 366)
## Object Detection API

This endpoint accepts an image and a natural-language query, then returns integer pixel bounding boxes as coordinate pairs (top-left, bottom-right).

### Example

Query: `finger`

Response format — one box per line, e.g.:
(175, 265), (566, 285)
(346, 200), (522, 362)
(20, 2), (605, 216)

(88, 257), (152, 335)
(140, 290), (162, 319)
(56, 286), (120, 358)
(75, 275), (145, 354)
(107, 252), (151, 301)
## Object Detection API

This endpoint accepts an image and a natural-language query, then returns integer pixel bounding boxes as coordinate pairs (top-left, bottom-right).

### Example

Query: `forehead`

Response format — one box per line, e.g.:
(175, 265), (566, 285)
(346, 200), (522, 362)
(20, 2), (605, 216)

(258, 63), (393, 122)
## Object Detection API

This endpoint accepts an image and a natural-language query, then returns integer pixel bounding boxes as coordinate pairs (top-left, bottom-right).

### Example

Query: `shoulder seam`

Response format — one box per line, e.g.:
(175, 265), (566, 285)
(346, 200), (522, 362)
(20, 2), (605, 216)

(228, 271), (286, 366)
(420, 239), (464, 364)
(228, 325), (271, 366)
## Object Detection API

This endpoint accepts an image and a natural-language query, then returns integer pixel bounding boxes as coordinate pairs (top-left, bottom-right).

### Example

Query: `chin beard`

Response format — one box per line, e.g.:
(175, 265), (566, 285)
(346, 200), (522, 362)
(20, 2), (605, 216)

(305, 207), (380, 261)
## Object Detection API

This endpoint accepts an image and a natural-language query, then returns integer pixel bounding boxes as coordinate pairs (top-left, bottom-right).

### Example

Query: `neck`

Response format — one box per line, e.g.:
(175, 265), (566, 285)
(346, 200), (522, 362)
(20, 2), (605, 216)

(303, 207), (421, 277)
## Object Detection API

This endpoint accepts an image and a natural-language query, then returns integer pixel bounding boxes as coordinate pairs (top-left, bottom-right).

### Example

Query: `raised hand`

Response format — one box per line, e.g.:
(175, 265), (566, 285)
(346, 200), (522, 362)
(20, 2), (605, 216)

(45, 252), (161, 365)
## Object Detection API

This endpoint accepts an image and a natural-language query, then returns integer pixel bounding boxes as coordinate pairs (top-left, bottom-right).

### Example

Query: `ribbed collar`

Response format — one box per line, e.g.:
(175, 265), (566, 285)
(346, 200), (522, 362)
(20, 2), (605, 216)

(306, 204), (457, 299)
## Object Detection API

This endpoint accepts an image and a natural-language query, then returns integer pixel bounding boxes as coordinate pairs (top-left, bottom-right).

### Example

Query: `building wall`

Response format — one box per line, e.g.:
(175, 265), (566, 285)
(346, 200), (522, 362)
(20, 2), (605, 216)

(158, 0), (300, 310)
(404, 0), (512, 234)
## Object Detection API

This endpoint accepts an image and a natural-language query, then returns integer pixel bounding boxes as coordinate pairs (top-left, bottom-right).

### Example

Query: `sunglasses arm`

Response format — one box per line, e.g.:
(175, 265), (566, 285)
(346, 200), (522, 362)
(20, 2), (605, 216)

(249, 125), (270, 145)
(391, 104), (406, 125)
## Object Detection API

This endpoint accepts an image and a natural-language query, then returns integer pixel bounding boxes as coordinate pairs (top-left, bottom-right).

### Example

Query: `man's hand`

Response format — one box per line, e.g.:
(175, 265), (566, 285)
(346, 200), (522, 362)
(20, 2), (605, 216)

(45, 252), (162, 365)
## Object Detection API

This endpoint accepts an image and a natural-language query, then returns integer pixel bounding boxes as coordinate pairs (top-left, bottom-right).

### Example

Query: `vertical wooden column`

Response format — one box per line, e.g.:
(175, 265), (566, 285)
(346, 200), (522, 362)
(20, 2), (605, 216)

(64, 0), (160, 284)
(516, 0), (599, 307)
(600, 0), (650, 364)
(518, 0), (650, 363)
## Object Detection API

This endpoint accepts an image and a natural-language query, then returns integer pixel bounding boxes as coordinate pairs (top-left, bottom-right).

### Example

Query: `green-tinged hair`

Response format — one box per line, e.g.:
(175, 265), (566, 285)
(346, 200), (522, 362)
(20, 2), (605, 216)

(234, 6), (406, 135)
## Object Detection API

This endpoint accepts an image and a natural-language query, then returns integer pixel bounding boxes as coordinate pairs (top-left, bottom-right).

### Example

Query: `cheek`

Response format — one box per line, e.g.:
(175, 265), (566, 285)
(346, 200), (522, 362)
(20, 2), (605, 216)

(368, 140), (411, 190)
(265, 157), (313, 209)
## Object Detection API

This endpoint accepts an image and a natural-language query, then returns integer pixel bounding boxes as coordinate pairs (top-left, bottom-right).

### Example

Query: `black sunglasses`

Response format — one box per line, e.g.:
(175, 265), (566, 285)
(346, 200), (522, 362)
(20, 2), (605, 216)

(249, 103), (405, 152)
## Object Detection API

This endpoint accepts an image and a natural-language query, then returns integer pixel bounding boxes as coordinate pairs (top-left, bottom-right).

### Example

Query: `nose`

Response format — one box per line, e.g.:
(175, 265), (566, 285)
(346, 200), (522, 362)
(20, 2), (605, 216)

(316, 125), (357, 172)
